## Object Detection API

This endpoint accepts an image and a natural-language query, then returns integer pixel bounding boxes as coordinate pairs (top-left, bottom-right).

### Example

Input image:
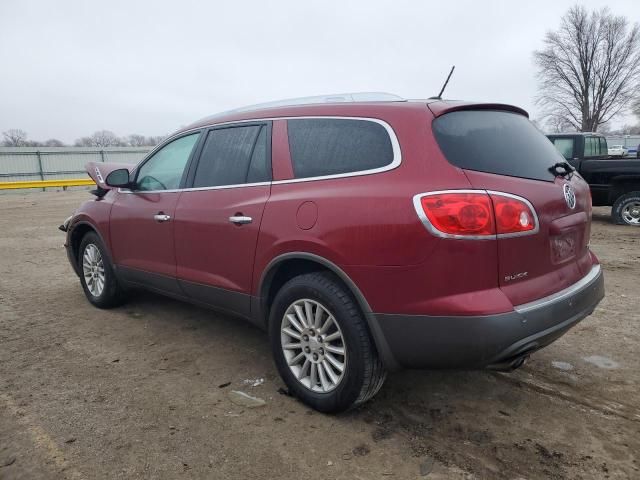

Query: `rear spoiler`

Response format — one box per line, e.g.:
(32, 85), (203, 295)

(427, 101), (529, 118)
(85, 161), (132, 196)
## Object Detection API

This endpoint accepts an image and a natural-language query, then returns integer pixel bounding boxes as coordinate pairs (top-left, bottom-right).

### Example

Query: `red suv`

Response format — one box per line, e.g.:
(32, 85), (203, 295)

(61, 93), (605, 412)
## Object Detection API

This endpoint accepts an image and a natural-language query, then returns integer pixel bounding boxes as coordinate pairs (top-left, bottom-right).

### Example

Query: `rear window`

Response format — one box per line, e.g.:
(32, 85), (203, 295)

(287, 118), (394, 179)
(433, 110), (561, 182)
(551, 138), (574, 159)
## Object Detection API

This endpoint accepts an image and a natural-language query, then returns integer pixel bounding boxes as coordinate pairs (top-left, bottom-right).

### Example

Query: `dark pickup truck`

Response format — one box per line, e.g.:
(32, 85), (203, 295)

(547, 132), (640, 226)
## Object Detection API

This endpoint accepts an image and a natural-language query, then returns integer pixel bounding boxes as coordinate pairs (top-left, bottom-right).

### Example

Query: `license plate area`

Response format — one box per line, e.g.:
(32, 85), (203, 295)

(551, 232), (577, 264)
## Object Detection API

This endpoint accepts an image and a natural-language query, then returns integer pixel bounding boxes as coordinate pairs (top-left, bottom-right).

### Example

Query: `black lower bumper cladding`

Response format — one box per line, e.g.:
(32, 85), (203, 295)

(373, 266), (605, 369)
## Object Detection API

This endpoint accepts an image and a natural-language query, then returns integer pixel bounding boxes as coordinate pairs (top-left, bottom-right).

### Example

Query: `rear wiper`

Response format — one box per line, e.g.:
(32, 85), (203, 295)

(549, 161), (575, 179)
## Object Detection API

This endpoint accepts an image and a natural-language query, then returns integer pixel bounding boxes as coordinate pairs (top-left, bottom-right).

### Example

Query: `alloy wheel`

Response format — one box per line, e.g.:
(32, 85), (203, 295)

(280, 299), (347, 393)
(82, 243), (105, 297)
(621, 201), (640, 225)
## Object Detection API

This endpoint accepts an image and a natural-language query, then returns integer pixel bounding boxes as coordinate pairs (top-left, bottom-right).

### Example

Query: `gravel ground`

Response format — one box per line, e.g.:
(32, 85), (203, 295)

(1, 191), (638, 480)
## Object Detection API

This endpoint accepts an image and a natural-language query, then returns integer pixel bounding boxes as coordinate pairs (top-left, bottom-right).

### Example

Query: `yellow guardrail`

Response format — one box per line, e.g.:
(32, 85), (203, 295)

(0, 178), (96, 190)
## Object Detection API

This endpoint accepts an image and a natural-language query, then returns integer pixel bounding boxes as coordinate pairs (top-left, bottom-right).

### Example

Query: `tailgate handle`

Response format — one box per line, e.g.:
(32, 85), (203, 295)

(549, 211), (588, 235)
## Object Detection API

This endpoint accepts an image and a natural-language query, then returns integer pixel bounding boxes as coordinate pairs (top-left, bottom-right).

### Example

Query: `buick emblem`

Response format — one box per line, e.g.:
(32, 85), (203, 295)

(563, 184), (576, 209)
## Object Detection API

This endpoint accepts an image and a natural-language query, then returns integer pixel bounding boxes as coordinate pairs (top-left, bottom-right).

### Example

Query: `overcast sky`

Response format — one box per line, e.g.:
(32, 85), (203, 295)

(1, 0), (638, 143)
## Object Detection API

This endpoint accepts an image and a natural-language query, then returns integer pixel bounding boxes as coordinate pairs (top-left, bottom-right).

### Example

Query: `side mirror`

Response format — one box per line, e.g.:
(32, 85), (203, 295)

(105, 168), (131, 188)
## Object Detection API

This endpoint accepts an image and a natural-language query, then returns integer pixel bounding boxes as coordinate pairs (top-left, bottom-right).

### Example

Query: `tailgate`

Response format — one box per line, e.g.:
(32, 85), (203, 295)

(464, 170), (593, 305)
(431, 109), (596, 306)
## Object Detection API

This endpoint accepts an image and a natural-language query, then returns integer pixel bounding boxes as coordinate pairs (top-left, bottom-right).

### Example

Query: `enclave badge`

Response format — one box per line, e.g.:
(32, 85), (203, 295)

(563, 184), (576, 209)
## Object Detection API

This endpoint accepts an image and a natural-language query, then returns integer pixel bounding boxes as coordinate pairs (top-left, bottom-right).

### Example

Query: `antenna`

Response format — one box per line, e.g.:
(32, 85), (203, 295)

(435, 65), (455, 99)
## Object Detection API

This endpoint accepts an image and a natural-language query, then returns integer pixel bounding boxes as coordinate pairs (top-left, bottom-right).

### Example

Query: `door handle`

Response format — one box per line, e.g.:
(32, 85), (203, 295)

(229, 215), (252, 225)
(153, 214), (171, 222)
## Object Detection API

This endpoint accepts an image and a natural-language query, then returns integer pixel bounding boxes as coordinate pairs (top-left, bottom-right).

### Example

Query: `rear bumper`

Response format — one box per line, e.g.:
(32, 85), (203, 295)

(373, 265), (604, 369)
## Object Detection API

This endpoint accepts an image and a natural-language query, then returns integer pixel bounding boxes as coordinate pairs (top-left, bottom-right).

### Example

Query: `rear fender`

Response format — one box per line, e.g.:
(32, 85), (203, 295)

(256, 252), (401, 370)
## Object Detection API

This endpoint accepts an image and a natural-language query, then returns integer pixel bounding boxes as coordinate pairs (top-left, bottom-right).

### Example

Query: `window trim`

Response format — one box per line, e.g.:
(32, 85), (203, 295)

(120, 115), (401, 194)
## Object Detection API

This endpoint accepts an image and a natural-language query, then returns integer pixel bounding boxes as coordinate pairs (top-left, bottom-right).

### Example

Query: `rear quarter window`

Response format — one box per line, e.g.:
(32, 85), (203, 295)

(287, 118), (395, 179)
(433, 110), (561, 182)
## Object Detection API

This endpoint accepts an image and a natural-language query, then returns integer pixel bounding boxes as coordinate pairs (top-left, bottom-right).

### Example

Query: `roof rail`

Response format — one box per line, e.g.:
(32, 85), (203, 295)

(205, 92), (405, 119)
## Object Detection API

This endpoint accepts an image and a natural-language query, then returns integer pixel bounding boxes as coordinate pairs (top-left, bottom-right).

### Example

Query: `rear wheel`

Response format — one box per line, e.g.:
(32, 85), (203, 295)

(612, 192), (640, 226)
(78, 232), (126, 308)
(269, 272), (386, 413)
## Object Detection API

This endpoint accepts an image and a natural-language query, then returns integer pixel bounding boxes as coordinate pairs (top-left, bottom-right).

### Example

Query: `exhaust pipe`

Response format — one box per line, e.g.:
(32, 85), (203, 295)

(487, 353), (530, 372)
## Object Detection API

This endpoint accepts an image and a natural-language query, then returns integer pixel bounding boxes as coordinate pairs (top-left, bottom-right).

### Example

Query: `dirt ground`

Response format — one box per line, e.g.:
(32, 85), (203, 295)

(0, 191), (638, 480)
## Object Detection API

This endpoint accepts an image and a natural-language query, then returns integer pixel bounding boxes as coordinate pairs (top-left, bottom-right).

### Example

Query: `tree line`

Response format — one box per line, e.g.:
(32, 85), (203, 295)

(1, 129), (166, 148)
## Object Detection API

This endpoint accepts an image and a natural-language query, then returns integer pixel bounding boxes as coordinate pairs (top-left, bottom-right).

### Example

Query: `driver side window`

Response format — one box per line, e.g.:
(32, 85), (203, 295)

(136, 133), (200, 191)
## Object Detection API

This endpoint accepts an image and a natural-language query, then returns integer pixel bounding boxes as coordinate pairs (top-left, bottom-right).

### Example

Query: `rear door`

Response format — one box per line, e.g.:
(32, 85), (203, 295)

(174, 122), (271, 318)
(432, 109), (594, 306)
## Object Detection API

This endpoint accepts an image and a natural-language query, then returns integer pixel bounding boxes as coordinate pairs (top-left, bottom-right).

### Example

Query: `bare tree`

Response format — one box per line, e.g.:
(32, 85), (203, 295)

(42, 139), (65, 147)
(614, 124), (640, 135)
(145, 135), (166, 146)
(74, 130), (122, 147)
(73, 132), (165, 147)
(126, 134), (147, 147)
(534, 6), (640, 132)
(597, 122), (612, 134)
(544, 115), (576, 133)
(74, 136), (93, 147)
(633, 98), (640, 122)
(92, 130), (121, 147)
(2, 129), (28, 146)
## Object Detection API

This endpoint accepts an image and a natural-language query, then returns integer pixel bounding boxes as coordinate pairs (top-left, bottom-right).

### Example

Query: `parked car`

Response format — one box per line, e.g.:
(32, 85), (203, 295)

(548, 132), (640, 226)
(61, 94), (605, 412)
(608, 144), (628, 157)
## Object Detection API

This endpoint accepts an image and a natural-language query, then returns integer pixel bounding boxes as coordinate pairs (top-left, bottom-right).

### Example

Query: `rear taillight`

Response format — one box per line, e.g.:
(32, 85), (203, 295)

(413, 190), (538, 239)
(489, 193), (536, 235)
(417, 192), (494, 237)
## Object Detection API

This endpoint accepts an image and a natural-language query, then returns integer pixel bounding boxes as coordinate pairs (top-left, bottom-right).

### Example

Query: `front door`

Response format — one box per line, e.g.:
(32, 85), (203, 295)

(174, 122), (272, 317)
(110, 132), (201, 293)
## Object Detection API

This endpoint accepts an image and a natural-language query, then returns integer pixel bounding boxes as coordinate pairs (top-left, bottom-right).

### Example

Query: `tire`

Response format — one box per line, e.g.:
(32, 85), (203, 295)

(78, 232), (126, 308)
(269, 271), (386, 413)
(612, 191), (640, 226)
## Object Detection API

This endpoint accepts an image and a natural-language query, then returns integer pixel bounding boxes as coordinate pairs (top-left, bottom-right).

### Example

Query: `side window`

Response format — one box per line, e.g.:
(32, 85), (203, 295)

(584, 137), (596, 157)
(552, 138), (574, 159)
(599, 137), (608, 156)
(287, 118), (394, 179)
(192, 124), (270, 188)
(136, 133), (199, 191)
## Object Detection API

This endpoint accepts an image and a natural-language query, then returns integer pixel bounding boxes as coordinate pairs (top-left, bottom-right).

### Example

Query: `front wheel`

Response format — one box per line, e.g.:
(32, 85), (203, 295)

(269, 272), (386, 413)
(78, 232), (126, 308)
(612, 192), (640, 226)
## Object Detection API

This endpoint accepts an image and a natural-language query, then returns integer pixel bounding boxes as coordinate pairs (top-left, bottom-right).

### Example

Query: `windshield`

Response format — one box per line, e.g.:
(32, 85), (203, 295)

(433, 110), (562, 182)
